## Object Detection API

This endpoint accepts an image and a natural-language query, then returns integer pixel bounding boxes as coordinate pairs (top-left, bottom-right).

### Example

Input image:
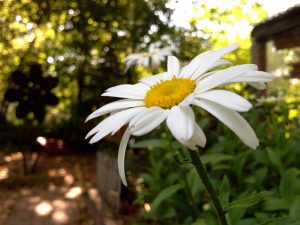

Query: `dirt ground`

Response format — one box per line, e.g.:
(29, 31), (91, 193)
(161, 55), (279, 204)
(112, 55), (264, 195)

(0, 150), (96, 225)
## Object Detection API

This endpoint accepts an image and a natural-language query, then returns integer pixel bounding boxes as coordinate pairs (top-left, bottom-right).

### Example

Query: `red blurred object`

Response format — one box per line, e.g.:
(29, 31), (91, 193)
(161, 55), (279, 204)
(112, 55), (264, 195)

(36, 136), (70, 155)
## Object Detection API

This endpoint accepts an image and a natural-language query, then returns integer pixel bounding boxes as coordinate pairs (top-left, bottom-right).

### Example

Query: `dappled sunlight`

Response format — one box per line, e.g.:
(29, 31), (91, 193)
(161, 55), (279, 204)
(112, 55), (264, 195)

(47, 168), (75, 186)
(52, 210), (69, 224)
(3, 152), (23, 162)
(65, 187), (82, 199)
(64, 174), (74, 185)
(32, 194), (78, 224)
(29, 196), (42, 204)
(47, 168), (68, 178)
(0, 151), (95, 224)
(27, 186), (85, 223)
(20, 188), (32, 196)
(52, 199), (68, 210)
(36, 136), (47, 146)
(35, 201), (53, 216)
(58, 168), (67, 176)
(0, 166), (9, 181)
(144, 203), (151, 212)
(48, 169), (57, 177)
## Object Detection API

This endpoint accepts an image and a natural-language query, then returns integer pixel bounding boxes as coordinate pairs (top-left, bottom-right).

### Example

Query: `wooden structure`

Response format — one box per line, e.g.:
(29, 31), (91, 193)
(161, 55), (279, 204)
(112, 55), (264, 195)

(251, 5), (300, 76)
(96, 149), (121, 213)
(86, 188), (123, 225)
(86, 149), (123, 225)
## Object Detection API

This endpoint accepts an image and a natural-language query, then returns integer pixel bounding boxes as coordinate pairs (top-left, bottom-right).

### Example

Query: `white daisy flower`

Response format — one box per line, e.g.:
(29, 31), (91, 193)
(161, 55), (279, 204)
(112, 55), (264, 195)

(124, 42), (177, 72)
(86, 44), (273, 186)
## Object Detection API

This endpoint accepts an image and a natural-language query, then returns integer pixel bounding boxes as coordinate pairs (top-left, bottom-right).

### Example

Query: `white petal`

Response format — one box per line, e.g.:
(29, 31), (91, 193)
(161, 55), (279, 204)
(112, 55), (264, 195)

(124, 58), (137, 72)
(85, 99), (145, 122)
(161, 45), (178, 54)
(181, 44), (239, 80)
(87, 107), (145, 142)
(192, 59), (233, 82)
(167, 56), (180, 78)
(196, 90), (252, 112)
(223, 71), (273, 84)
(102, 83), (148, 99)
(131, 108), (168, 136)
(157, 49), (172, 56)
(182, 123), (206, 150)
(148, 43), (157, 52)
(139, 57), (149, 67)
(194, 64), (257, 94)
(151, 55), (162, 67)
(179, 94), (194, 107)
(124, 54), (140, 62)
(195, 71), (215, 83)
(129, 107), (157, 127)
(206, 59), (232, 71)
(166, 106), (195, 142)
(193, 99), (258, 149)
(248, 82), (266, 90)
(140, 72), (169, 86)
(179, 50), (212, 78)
(118, 127), (131, 186)
(220, 71), (273, 89)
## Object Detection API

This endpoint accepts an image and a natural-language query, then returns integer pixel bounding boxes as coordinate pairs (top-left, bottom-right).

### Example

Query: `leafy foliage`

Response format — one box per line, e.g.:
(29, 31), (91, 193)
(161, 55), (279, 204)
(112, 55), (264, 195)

(1, 1), (300, 224)
(131, 99), (300, 225)
(0, 0), (181, 127)
(4, 64), (58, 121)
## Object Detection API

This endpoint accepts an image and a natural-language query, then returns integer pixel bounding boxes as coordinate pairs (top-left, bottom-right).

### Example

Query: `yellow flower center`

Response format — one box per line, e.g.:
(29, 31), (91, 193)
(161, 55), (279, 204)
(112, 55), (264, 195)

(144, 77), (196, 109)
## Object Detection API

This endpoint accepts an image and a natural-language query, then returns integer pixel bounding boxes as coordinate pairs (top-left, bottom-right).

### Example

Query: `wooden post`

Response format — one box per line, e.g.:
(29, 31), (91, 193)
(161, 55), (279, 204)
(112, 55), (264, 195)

(96, 149), (121, 214)
(251, 37), (266, 71)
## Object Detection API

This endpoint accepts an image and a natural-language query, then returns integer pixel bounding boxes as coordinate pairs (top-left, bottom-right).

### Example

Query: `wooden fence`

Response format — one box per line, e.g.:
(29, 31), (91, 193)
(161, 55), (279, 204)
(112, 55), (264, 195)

(96, 149), (121, 213)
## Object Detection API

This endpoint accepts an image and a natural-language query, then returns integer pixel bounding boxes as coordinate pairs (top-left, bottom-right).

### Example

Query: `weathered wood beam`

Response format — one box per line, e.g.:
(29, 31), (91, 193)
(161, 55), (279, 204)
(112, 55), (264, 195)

(251, 6), (300, 41)
(251, 38), (266, 71)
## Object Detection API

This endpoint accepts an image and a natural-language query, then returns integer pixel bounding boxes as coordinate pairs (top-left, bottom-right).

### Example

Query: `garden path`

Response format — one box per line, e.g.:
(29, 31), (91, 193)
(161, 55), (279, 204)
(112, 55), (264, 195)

(0, 151), (96, 225)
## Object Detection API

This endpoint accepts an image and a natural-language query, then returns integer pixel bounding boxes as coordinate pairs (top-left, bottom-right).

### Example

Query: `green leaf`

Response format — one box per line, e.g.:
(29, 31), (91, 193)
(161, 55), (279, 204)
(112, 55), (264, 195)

(187, 168), (205, 199)
(263, 198), (290, 211)
(139, 173), (154, 184)
(131, 139), (168, 149)
(233, 151), (250, 181)
(224, 191), (272, 211)
(255, 167), (268, 185)
(258, 215), (300, 225)
(255, 212), (269, 222)
(201, 153), (233, 165)
(150, 184), (183, 213)
(280, 168), (300, 200)
(191, 218), (208, 225)
(289, 196), (300, 216)
(235, 218), (256, 225)
(229, 207), (247, 223)
(267, 148), (284, 175)
(220, 175), (230, 206)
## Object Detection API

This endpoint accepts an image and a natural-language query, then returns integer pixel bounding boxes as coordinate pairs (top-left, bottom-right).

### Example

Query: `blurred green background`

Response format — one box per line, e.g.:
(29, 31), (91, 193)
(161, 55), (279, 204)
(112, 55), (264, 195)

(0, 0), (300, 225)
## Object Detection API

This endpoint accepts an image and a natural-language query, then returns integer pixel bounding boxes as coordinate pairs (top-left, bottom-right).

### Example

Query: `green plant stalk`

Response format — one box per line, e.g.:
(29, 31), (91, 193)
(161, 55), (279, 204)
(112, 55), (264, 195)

(164, 125), (199, 217)
(164, 126), (199, 217)
(188, 149), (228, 225)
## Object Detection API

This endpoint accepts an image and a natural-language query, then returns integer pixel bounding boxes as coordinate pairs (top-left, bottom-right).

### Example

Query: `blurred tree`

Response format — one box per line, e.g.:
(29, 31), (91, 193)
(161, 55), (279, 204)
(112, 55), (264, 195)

(189, 0), (267, 64)
(0, 0), (186, 139)
(0, 0), (267, 143)
(4, 64), (59, 122)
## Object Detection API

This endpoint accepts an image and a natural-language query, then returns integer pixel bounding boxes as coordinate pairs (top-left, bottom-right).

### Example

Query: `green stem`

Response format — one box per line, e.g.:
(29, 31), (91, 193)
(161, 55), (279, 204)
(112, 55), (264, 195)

(188, 150), (228, 225)
(164, 126), (198, 217)
(177, 148), (199, 218)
